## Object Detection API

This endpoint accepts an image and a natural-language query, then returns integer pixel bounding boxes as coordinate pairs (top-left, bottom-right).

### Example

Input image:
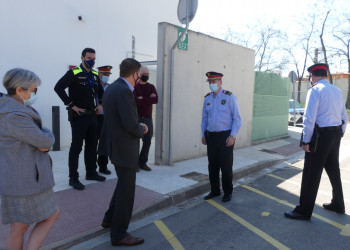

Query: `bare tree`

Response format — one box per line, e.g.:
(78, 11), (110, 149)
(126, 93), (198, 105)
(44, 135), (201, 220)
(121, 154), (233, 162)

(222, 21), (288, 72)
(285, 13), (316, 102)
(320, 10), (333, 83)
(329, 14), (350, 107)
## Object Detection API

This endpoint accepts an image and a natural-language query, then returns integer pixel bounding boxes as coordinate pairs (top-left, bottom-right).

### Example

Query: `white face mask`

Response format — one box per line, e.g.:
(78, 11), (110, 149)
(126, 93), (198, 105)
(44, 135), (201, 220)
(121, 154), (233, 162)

(21, 92), (38, 106)
(209, 83), (219, 93)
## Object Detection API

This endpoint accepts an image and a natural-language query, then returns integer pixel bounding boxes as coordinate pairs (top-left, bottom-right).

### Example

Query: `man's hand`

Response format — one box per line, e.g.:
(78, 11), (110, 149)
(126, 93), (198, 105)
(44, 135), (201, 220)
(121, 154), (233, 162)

(150, 93), (156, 97)
(226, 135), (235, 147)
(302, 144), (310, 152)
(140, 123), (148, 134)
(201, 136), (206, 145)
(72, 106), (85, 115)
(37, 148), (50, 152)
(96, 104), (103, 115)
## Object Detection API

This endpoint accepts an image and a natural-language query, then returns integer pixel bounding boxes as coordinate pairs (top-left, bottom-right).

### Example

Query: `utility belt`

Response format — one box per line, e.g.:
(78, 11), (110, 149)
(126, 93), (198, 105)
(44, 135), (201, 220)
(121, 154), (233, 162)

(66, 107), (96, 122)
(300, 124), (343, 153)
(317, 125), (342, 132)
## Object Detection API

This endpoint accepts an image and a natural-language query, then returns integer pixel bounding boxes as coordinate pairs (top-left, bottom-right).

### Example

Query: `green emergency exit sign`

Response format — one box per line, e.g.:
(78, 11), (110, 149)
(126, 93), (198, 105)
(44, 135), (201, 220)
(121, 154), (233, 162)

(178, 27), (188, 50)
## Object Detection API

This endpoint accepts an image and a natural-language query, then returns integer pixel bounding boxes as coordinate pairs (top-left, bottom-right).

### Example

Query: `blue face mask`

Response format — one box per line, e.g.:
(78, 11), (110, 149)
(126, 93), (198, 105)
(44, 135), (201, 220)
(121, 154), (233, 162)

(101, 76), (109, 83)
(22, 92), (38, 106)
(84, 59), (95, 69)
(209, 83), (219, 93)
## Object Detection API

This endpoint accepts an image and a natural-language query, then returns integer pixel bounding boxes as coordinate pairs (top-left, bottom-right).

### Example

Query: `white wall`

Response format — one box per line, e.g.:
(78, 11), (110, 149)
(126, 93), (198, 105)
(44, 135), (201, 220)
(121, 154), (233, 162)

(155, 23), (255, 164)
(0, 0), (179, 147)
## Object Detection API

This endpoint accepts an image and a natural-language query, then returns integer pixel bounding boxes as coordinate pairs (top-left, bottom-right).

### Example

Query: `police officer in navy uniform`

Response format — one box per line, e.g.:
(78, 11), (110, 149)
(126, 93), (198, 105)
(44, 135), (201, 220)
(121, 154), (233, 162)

(54, 48), (106, 190)
(201, 71), (242, 202)
(96, 65), (113, 175)
(285, 63), (348, 220)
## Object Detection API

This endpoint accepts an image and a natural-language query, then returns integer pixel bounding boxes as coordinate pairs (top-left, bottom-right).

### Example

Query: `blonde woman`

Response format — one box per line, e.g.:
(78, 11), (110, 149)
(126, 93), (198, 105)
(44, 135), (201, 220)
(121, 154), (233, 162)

(0, 68), (60, 250)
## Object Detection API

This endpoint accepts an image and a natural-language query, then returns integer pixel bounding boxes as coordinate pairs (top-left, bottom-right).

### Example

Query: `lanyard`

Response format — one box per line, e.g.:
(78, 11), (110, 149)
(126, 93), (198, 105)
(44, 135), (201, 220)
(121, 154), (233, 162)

(81, 67), (99, 106)
(81, 68), (95, 89)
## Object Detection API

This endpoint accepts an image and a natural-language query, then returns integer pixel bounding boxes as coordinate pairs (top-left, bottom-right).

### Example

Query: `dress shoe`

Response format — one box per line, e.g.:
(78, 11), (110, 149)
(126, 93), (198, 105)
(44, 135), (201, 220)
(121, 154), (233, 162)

(86, 174), (106, 182)
(112, 233), (144, 246)
(284, 211), (310, 220)
(69, 179), (85, 190)
(204, 192), (220, 200)
(323, 203), (345, 214)
(222, 194), (232, 202)
(140, 164), (152, 171)
(101, 221), (111, 228)
(99, 167), (112, 175)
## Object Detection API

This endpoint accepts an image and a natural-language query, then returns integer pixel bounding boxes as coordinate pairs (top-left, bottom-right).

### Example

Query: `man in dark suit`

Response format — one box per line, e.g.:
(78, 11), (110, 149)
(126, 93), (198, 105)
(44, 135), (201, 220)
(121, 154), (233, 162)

(98, 58), (148, 246)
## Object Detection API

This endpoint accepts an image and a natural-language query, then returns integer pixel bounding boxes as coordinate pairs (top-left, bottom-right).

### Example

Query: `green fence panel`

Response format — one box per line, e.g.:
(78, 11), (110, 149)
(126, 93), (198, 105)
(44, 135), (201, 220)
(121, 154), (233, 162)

(252, 72), (290, 141)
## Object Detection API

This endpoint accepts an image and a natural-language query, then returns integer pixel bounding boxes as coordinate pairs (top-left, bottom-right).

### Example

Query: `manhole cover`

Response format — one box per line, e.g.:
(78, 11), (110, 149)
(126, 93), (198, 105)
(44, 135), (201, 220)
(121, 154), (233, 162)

(259, 149), (277, 154)
(180, 171), (208, 182)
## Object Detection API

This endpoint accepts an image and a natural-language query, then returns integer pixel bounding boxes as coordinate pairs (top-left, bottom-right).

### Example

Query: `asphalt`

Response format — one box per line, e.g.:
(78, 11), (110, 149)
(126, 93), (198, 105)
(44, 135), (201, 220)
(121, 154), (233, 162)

(0, 127), (306, 249)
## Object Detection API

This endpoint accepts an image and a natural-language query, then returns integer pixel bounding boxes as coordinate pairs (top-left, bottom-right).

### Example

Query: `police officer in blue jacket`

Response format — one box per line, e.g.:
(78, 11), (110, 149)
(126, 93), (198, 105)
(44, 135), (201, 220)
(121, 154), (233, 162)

(201, 71), (242, 202)
(285, 63), (348, 220)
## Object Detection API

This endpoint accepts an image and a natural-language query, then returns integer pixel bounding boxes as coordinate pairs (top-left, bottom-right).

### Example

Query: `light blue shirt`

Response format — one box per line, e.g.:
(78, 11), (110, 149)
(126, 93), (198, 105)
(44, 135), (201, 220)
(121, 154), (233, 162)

(120, 77), (134, 92)
(201, 89), (242, 137)
(303, 79), (348, 143)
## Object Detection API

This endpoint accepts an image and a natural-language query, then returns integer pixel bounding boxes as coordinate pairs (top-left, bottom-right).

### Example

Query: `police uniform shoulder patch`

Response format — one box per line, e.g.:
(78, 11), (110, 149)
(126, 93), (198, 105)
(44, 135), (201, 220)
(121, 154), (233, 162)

(204, 92), (212, 98)
(224, 90), (232, 96)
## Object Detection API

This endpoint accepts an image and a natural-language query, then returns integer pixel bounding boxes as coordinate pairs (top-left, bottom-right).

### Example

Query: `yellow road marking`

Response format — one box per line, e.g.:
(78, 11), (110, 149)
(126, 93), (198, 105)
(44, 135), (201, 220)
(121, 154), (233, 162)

(207, 200), (291, 250)
(242, 185), (349, 235)
(286, 165), (350, 184)
(154, 220), (185, 250)
(267, 174), (350, 204)
(340, 224), (350, 236)
(261, 212), (270, 216)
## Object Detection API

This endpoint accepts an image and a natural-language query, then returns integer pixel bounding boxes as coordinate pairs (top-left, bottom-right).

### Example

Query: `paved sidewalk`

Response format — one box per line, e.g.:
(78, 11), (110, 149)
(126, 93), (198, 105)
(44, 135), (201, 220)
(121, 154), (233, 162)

(0, 127), (306, 249)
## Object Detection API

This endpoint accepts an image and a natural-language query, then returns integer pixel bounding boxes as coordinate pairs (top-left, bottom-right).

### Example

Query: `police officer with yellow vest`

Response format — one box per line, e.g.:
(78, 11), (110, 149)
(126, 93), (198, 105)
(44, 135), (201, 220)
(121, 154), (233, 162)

(54, 48), (106, 190)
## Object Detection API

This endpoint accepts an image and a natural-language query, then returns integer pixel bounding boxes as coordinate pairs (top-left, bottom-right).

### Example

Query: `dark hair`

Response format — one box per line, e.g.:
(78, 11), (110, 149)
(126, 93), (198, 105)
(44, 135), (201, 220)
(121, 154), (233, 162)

(81, 48), (95, 57)
(312, 69), (327, 77)
(119, 58), (141, 77)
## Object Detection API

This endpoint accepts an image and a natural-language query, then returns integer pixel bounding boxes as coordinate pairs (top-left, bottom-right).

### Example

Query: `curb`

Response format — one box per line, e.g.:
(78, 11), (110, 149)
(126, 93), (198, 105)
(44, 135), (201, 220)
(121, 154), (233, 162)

(42, 158), (288, 250)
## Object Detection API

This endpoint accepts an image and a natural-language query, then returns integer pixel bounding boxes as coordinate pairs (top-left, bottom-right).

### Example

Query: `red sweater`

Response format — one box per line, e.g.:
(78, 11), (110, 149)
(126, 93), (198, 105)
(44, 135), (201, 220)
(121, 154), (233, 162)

(133, 82), (158, 118)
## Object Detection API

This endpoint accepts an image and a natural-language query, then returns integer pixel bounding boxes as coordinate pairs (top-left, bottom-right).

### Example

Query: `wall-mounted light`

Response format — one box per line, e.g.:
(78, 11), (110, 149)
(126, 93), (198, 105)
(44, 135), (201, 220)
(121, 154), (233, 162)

(78, 16), (83, 21)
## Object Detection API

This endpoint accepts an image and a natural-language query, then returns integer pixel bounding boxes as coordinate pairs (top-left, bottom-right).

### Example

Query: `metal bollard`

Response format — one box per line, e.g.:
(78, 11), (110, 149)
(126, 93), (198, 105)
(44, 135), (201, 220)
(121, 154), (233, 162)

(52, 106), (60, 151)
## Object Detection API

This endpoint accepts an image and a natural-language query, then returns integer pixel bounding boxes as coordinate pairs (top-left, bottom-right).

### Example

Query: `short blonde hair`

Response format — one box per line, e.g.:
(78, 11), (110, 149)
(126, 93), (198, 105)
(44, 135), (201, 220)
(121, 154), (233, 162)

(3, 68), (41, 95)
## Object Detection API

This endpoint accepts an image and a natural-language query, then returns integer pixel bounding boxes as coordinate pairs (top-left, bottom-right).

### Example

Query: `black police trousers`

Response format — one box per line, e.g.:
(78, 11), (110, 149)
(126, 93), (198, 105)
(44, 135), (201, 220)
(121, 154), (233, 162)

(97, 115), (109, 169)
(138, 117), (153, 166)
(205, 130), (234, 195)
(69, 115), (99, 179)
(294, 128), (345, 217)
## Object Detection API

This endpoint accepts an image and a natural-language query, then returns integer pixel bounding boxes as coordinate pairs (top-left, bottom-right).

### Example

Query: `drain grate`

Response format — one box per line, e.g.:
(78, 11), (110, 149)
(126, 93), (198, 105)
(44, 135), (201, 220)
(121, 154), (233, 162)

(259, 149), (277, 154)
(180, 171), (208, 182)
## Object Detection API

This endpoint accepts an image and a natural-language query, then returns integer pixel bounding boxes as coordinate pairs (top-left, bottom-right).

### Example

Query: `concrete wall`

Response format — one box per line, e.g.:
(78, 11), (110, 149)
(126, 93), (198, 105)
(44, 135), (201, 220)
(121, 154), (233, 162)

(155, 23), (255, 165)
(0, 0), (178, 147)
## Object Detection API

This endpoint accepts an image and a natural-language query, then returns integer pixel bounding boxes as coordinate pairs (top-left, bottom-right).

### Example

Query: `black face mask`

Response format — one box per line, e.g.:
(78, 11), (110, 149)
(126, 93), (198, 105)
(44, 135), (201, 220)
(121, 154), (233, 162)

(140, 75), (149, 82)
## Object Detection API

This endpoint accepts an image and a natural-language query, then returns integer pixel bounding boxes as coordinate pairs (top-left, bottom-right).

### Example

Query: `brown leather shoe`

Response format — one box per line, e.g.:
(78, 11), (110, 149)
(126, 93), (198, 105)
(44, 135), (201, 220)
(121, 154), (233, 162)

(112, 234), (144, 246)
(101, 221), (111, 228)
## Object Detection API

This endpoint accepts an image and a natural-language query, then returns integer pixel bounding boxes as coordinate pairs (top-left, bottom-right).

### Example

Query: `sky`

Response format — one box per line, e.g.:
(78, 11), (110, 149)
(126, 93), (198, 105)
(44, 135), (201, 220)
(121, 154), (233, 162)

(190, 0), (312, 37)
(187, 0), (350, 74)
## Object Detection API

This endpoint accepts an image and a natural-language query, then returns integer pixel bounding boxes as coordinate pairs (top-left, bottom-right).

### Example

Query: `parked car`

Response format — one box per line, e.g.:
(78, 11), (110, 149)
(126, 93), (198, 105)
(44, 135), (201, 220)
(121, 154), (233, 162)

(289, 99), (305, 125)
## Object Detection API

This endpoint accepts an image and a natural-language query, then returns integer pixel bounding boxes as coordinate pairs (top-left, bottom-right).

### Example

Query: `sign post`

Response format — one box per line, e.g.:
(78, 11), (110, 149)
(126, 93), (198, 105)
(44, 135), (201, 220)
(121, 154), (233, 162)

(288, 71), (297, 127)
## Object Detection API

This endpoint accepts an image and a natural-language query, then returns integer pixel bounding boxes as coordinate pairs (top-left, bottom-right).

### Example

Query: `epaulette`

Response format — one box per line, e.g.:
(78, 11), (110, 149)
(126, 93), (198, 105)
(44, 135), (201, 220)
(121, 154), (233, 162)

(224, 90), (232, 96)
(204, 92), (212, 98)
